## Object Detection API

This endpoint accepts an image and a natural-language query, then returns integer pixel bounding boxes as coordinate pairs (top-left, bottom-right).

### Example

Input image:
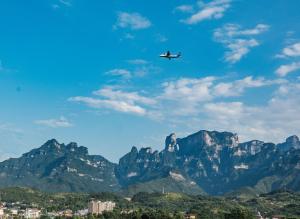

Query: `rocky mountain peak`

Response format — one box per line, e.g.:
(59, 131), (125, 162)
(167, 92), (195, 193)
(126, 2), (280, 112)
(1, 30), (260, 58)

(237, 140), (264, 156)
(65, 142), (88, 156)
(286, 135), (300, 146)
(165, 133), (178, 152)
(130, 146), (138, 153)
(194, 130), (238, 147)
(1, 130), (300, 195)
(43, 138), (61, 148)
(177, 130), (239, 156)
(67, 142), (78, 147)
(278, 135), (300, 151)
(0, 139), (119, 193)
(37, 139), (89, 156)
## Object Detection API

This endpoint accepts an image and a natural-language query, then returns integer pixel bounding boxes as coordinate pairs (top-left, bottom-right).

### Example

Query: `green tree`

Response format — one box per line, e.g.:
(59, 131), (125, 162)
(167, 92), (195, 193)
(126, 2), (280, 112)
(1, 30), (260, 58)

(224, 208), (254, 219)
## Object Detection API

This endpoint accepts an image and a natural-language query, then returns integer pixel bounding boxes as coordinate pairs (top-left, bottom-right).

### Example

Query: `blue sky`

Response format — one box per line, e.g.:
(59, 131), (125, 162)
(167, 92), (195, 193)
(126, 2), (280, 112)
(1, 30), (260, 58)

(1, 0), (300, 162)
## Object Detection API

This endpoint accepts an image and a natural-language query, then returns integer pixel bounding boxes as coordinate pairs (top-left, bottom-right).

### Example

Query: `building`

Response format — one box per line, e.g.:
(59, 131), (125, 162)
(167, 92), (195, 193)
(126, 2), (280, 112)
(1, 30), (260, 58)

(10, 209), (18, 216)
(75, 209), (89, 217)
(62, 209), (73, 218)
(88, 200), (116, 215)
(185, 214), (197, 219)
(256, 211), (264, 219)
(272, 216), (286, 219)
(0, 208), (4, 219)
(24, 208), (41, 219)
(47, 212), (60, 218)
(0, 202), (3, 218)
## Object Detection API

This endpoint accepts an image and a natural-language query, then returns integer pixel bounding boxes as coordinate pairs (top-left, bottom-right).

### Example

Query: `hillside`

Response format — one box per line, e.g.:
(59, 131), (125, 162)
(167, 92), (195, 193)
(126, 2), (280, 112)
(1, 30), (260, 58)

(0, 140), (120, 193)
(1, 187), (300, 218)
(0, 130), (300, 195)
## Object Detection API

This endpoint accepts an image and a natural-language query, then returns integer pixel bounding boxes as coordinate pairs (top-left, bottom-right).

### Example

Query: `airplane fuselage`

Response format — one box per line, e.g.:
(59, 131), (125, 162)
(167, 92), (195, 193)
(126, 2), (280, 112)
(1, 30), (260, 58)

(159, 53), (181, 60)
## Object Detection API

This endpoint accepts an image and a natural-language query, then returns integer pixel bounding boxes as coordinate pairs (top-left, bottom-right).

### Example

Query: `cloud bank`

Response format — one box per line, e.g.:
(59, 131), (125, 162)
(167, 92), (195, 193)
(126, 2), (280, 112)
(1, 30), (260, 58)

(115, 12), (151, 30)
(214, 24), (270, 63)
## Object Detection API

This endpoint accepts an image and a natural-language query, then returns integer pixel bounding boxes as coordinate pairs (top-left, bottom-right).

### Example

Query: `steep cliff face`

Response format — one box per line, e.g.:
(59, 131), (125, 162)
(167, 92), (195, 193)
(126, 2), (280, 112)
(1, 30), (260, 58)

(177, 130), (239, 156)
(165, 133), (178, 152)
(0, 130), (300, 195)
(115, 132), (204, 194)
(115, 146), (164, 186)
(278, 135), (300, 151)
(117, 130), (300, 195)
(0, 139), (120, 192)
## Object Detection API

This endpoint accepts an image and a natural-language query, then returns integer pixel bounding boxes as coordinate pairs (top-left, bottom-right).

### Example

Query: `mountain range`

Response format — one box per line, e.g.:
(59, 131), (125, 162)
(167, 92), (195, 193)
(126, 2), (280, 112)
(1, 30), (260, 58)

(0, 130), (299, 195)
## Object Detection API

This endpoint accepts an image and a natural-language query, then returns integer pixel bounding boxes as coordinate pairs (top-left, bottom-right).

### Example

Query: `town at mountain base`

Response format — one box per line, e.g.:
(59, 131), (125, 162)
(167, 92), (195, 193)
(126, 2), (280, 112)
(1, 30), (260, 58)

(1, 187), (300, 219)
(0, 130), (299, 195)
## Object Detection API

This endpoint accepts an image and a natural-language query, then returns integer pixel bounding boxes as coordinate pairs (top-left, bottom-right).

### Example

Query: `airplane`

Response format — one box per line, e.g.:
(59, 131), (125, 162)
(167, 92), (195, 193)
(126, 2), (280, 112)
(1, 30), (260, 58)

(160, 51), (181, 60)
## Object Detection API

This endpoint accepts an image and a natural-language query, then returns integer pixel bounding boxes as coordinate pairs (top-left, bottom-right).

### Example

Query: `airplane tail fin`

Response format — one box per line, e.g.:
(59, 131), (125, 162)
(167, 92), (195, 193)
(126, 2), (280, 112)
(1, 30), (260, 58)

(177, 52), (181, 57)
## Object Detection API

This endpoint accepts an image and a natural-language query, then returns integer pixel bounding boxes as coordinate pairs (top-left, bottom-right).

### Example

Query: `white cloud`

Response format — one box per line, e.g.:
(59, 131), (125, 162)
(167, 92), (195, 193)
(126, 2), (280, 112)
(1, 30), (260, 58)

(157, 77), (215, 116)
(52, 0), (71, 9)
(115, 12), (151, 30)
(105, 68), (132, 79)
(69, 86), (156, 116)
(35, 116), (73, 128)
(200, 82), (300, 142)
(214, 24), (269, 63)
(181, 0), (231, 24)
(155, 34), (168, 43)
(134, 65), (161, 78)
(213, 76), (286, 97)
(277, 42), (300, 58)
(106, 62), (160, 80)
(275, 42), (300, 77)
(127, 59), (149, 65)
(214, 24), (269, 38)
(204, 102), (245, 118)
(275, 62), (300, 77)
(124, 33), (135, 39)
(68, 76), (300, 142)
(157, 76), (284, 116)
(161, 77), (215, 102)
(160, 76), (282, 101)
(175, 5), (194, 13)
(69, 76), (283, 118)
(58, 0), (72, 7)
(69, 96), (147, 115)
(224, 39), (259, 63)
(93, 87), (156, 105)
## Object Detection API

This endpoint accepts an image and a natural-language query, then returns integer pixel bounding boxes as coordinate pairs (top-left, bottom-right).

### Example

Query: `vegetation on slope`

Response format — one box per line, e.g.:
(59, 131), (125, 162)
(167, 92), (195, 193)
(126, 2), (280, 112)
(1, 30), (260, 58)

(0, 187), (300, 218)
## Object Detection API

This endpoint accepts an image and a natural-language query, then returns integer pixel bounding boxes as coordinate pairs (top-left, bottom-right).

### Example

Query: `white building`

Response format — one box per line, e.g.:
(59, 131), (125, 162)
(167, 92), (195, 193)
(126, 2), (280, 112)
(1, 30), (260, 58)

(88, 200), (116, 215)
(0, 208), (4, 219)
(11, 209), (18, 216)
(25, 208), (41, 219)
(256, 211), (264, 219)
(75, 209), (89, 217)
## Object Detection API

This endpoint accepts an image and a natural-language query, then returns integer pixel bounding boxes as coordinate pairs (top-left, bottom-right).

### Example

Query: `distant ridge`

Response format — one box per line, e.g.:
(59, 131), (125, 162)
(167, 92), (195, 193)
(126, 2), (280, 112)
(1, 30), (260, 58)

(0, 139), (120, 193)
(0, 130), (299, 195)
